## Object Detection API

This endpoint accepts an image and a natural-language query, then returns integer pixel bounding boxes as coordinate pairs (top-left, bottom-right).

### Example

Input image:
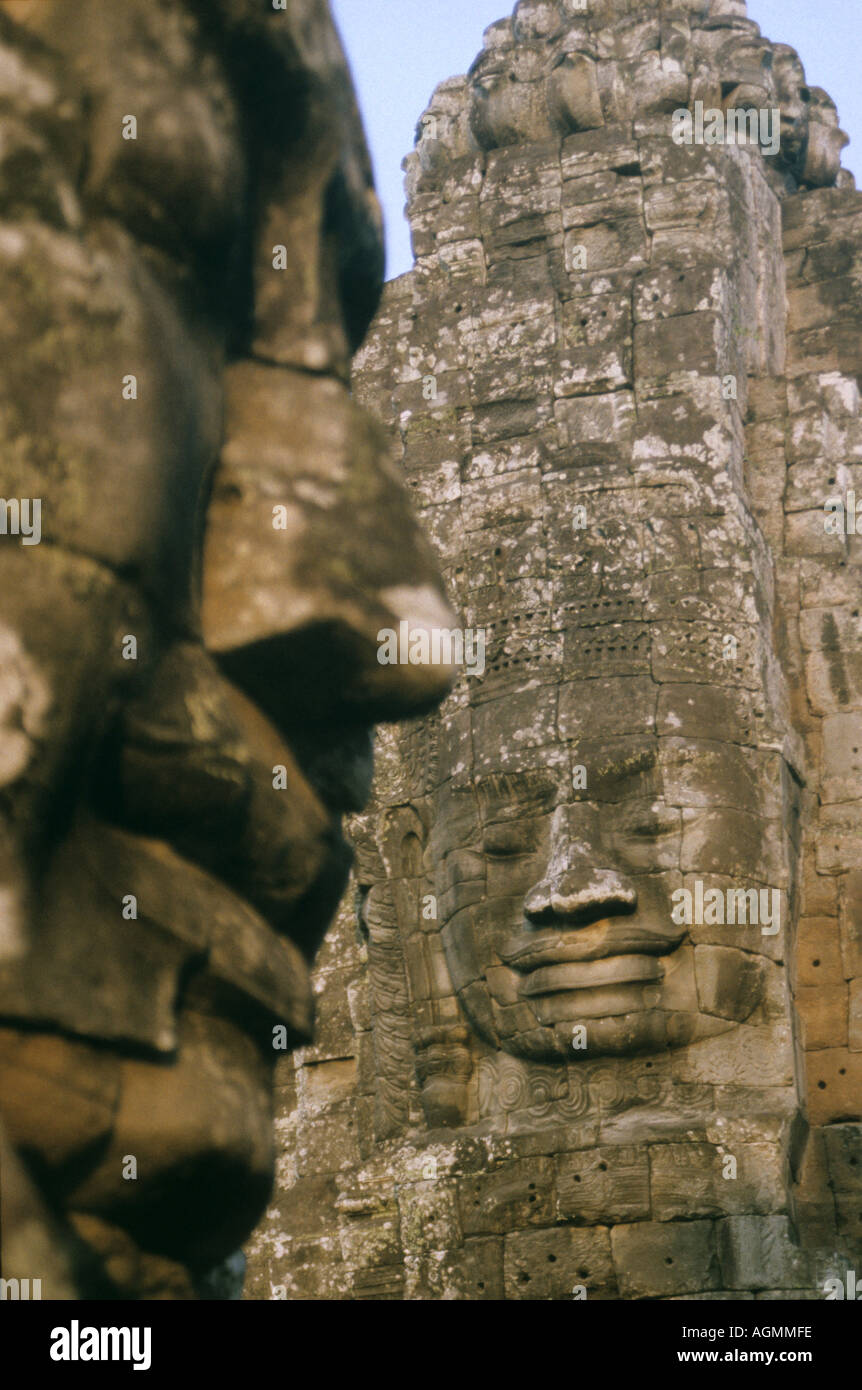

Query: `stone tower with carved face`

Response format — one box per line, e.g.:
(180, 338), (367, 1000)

(247, 0), (862, 1300)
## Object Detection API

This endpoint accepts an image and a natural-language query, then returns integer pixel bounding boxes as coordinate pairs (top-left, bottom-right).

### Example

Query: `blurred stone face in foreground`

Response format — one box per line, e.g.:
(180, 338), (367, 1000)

(0, 0), (454, 1298)
(250, 0), (862, 1301)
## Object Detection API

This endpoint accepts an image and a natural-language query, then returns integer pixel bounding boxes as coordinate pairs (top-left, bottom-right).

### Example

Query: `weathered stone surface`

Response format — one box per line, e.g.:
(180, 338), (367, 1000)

(807, 1050), (862, 1125)
(458, 1157), (555, 1235)
(556, 1146), (650, 1225)
(504, 1224), (616, 1299)
(612, 1220), (719, 1299)
(0, 0), (452, 1298)
(649, 1141), (785, 1220)
(795, 984), (849, 1050)
(716, 1215), (811, 1291)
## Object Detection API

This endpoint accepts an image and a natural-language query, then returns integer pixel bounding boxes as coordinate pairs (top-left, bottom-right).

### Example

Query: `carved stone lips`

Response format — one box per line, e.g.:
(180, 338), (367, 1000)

(499, 920), (685, 973)
(498, 925), (686, 1022)
(518, 953), (663, 998)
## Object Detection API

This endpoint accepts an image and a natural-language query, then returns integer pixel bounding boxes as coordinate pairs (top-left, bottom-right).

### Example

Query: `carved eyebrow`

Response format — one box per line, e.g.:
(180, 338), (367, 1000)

(475, 773), (557, 817)
(591, 747), (657, 784)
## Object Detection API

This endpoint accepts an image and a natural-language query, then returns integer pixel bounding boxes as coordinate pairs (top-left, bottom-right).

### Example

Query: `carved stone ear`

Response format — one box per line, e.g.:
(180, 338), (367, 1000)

(804, 117), (850, 188)
(377, 804), (428, 880)
(413, 1025), (473, 1128)
(546, 52), (604, 134)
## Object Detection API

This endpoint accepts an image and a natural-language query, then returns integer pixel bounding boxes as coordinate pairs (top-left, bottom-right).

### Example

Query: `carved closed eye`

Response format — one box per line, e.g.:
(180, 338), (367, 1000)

(617, 811), (679, 840)
(482, 826), (532, 857)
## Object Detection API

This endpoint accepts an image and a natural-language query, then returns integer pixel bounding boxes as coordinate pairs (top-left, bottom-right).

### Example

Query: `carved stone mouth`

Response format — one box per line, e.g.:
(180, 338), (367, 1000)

(517, 953), (663, 997)
(499, 921), (685, 972)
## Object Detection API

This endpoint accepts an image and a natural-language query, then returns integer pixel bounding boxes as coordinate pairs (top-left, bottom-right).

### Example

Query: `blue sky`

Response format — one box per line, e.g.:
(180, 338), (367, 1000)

(331, 0), (861, 281)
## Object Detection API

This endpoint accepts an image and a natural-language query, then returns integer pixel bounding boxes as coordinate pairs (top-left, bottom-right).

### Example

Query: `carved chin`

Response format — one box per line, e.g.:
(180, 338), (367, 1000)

(467, 977), (739, 1062)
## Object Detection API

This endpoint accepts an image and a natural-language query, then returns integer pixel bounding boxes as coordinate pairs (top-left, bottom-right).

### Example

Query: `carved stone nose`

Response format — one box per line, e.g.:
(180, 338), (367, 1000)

(523, 866), (637, 927)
